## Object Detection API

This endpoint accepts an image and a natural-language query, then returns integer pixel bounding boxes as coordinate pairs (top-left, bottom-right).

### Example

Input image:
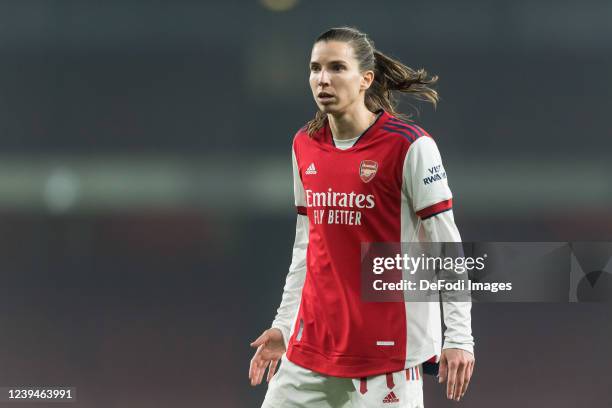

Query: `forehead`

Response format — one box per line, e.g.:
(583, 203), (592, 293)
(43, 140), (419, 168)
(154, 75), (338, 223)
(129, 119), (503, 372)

(310, 40), (356, 63)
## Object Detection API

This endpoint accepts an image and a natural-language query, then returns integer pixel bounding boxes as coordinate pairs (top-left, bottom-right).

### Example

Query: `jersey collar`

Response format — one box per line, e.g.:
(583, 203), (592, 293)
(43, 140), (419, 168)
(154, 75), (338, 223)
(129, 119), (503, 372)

(324, 110), (389, 149)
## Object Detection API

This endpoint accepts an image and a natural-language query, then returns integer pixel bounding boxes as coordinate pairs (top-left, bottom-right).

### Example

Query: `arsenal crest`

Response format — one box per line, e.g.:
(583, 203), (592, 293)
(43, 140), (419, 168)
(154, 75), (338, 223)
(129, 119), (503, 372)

(359, 160), (378, 183)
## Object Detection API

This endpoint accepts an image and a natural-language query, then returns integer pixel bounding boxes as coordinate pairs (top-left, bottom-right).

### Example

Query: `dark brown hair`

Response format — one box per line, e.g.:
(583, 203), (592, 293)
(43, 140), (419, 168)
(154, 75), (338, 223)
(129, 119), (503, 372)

(306, 26), (439, 135)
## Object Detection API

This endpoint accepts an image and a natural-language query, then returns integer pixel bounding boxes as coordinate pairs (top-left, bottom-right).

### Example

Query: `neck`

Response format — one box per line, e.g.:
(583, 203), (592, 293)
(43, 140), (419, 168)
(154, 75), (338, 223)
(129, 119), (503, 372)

(328, 103), (378, 141)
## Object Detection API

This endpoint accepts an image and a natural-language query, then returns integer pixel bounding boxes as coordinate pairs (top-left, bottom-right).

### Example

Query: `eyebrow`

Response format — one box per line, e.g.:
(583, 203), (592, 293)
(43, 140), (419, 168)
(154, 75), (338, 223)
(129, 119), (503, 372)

(310, 60), (348, 65)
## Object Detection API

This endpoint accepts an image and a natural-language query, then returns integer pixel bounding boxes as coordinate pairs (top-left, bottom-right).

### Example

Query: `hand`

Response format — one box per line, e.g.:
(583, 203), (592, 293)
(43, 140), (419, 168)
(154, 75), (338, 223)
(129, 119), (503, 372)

(438, 348), (475, 401)
(249, 328), (286, 386)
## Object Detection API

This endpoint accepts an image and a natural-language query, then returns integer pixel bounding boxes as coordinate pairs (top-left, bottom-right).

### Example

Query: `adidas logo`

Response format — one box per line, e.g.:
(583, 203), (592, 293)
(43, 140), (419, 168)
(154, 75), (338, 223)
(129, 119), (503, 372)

(383, 391), (399, 403)
(305, 163), (317, 175)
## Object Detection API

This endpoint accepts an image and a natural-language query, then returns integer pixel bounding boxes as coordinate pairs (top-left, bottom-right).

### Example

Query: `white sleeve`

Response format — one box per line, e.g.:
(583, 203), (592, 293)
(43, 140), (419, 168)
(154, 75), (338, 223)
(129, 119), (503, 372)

(271, 146), (308, 348)
(407, 136), (474, 354)
(422, 211), (474, 355)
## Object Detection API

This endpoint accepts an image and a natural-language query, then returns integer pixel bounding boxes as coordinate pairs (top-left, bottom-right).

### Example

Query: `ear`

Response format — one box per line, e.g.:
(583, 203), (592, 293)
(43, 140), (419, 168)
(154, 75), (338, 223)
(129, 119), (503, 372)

(360, 70), (375, 91)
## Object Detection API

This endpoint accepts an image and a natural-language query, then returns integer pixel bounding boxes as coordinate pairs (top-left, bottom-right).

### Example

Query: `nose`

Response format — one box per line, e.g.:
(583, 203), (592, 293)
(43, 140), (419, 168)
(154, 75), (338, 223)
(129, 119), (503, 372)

(318, 69), (330, 86)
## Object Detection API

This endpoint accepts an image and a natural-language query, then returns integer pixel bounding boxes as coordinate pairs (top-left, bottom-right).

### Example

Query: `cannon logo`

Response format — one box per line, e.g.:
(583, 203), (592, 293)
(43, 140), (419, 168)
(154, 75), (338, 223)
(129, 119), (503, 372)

(359, 160), (378, 183)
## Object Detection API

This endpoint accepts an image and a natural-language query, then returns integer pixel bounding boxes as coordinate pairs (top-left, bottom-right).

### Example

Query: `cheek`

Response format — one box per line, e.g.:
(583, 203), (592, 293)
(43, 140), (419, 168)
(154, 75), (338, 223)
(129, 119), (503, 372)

(341, 76), (362, 96)
(309, 74), (320, 90)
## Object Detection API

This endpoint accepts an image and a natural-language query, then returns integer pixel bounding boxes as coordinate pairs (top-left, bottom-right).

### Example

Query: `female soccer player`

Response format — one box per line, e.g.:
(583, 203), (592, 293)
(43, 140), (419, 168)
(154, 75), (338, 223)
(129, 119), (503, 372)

(249, 27), (475, 408)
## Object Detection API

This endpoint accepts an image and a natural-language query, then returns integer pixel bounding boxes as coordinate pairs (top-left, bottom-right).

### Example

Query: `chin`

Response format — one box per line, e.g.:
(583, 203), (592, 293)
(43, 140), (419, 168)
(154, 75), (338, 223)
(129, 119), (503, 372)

(318, 103), (342, 115)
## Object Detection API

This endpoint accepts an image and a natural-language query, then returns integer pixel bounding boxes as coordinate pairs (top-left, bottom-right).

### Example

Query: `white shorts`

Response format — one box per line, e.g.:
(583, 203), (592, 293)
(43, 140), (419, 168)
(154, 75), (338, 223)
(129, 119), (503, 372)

(261, 355), (424, 408)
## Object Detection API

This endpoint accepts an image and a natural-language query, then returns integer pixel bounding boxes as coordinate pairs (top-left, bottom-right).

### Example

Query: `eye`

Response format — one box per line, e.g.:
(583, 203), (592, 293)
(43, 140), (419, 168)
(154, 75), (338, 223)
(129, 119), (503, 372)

(310, 65), (321, 72)
(332, 64), (346, 71)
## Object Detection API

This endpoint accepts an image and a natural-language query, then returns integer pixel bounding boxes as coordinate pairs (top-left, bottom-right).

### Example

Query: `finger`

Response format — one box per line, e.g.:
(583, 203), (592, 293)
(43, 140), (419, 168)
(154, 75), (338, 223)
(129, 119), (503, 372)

(251, 358), (265, 386)
(249, 359), (254, 383)
(256, 359), (270, 385)
(249, 346), (265, 385)
(453, 363), (466, 400)
(253, 350), (268, 386)
(267, 359), (279, 382)
(249, 358), (261, 385)
(466, 361), (475, 393)
(249, 345), (263, 376)
(249, 355), (257, 383)
(446, 361), (457, 399)
(250, 332), (268, 348)
(438, 356), (447, 384)
(253, 366), (264, 386)
(460, 362), (473, 398)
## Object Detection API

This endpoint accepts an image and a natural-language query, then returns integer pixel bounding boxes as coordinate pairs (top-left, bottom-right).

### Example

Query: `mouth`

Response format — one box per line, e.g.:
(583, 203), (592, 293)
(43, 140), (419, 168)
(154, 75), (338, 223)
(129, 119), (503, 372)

(317, 92), (335, 103)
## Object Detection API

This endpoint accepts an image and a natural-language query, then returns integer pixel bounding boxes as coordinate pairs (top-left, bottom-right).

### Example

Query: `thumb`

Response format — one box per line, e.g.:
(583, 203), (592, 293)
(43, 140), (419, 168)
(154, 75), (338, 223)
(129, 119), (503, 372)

(250, 332), (268, 348)
(438, 355), (448, 383)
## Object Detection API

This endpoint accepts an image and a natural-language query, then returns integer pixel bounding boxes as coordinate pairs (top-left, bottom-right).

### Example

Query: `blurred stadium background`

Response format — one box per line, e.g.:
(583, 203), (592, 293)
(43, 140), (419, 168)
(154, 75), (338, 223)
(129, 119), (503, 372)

(0, 0), (611, 407)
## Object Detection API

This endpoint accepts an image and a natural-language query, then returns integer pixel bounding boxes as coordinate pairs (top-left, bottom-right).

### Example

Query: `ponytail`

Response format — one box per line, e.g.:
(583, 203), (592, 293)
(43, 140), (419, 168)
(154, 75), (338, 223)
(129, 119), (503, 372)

(367, 50), (438, 120)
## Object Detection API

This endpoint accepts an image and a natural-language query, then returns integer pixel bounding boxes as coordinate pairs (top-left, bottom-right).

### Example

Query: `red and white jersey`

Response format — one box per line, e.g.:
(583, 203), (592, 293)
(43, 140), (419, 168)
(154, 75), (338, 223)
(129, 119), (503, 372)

(272, 110), (473, 378)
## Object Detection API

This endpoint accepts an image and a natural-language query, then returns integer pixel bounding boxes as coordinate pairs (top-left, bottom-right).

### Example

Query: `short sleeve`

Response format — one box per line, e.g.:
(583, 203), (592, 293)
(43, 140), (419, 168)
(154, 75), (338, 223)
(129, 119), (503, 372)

(404, 137), (453, 219)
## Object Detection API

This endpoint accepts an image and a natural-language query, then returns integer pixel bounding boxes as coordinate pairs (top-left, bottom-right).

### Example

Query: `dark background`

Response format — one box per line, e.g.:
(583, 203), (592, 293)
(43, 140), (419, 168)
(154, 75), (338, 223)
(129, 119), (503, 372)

(0, 0), (611, 407)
